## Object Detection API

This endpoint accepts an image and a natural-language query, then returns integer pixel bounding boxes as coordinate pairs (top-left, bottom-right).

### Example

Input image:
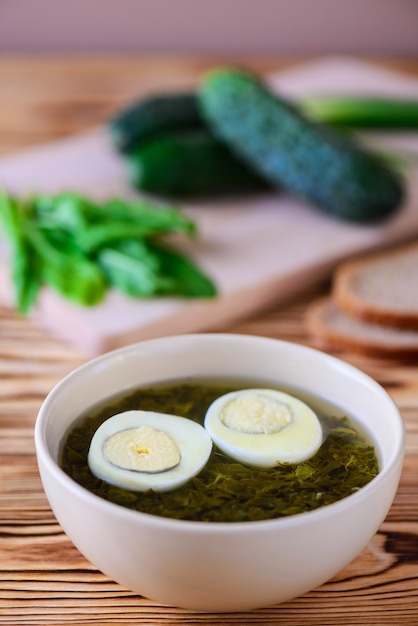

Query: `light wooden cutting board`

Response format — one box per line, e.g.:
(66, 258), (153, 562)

(0, 57), (417, 356)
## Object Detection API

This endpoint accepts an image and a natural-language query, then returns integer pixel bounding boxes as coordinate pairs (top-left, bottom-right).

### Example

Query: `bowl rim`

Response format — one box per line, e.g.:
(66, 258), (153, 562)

(34, 333), (405, 533)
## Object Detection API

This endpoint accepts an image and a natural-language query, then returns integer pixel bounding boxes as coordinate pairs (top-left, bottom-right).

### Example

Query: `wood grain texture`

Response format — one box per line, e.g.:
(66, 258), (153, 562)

(0, 55), (418, 625)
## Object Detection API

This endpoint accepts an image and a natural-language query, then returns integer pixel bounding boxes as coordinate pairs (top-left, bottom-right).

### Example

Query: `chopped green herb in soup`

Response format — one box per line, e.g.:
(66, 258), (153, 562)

(60, 379), (379, 522)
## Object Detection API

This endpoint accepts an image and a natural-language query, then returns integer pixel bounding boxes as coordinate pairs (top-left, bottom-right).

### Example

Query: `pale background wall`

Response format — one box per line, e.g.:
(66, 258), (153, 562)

(0, 0), (417, 55)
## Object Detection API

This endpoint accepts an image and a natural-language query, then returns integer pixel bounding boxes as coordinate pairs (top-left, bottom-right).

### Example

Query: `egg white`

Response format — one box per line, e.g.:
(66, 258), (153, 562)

(88, 410), (212, 492)
(204, 388), (323, 467)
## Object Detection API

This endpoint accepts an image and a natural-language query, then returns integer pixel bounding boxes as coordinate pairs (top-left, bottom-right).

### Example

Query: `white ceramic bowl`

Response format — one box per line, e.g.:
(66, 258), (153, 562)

(35, 334), (404, 612)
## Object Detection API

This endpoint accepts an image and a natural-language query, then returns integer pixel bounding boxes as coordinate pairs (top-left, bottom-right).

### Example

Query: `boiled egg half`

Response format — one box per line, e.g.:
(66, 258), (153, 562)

(204, 388), (322, 467)
(88, 410), (212, 492)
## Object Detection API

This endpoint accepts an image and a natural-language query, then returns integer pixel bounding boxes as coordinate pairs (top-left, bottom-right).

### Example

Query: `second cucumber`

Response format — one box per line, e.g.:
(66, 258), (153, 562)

(127, 129), (269, 197)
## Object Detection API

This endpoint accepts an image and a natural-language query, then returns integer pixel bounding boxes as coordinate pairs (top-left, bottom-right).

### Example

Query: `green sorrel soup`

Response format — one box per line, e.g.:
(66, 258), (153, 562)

(60, 378), (379, 522)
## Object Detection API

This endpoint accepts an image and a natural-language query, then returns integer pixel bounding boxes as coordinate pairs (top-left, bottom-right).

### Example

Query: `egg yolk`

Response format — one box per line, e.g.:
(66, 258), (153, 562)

(103, 425), (181, 473)
(220, 392), (292, 434)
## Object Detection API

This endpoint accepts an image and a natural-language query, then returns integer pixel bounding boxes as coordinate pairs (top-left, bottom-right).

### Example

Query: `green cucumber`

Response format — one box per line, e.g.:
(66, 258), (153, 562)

(198, 67), (405, 222)
(126, 129), (269, 197)
(300, 96), (418, 129)
(109, 93), (201, 152)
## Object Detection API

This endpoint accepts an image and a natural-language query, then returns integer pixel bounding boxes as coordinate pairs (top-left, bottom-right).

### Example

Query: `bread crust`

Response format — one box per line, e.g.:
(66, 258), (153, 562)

(306, 297), (418, 359)
(333, 241), (418, 330)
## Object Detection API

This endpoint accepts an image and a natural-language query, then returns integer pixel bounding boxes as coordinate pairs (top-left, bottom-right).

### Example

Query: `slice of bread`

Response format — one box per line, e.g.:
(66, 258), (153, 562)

(333, 241), (418, 330)
(306, 297), (418, 359)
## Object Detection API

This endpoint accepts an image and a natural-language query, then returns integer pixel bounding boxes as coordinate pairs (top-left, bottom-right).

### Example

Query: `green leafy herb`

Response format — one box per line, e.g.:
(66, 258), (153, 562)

(24, 222), (107, 306)
(0, 190), (216, 313)
(146, 242), (217, 297)
(61, 379), (379, 523)
(98, 240), (173, 297)
(0, 190), (42, 313)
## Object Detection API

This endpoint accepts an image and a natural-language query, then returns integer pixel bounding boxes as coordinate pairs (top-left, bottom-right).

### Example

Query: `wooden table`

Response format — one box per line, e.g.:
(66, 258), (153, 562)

(0, 55), (417, 625)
